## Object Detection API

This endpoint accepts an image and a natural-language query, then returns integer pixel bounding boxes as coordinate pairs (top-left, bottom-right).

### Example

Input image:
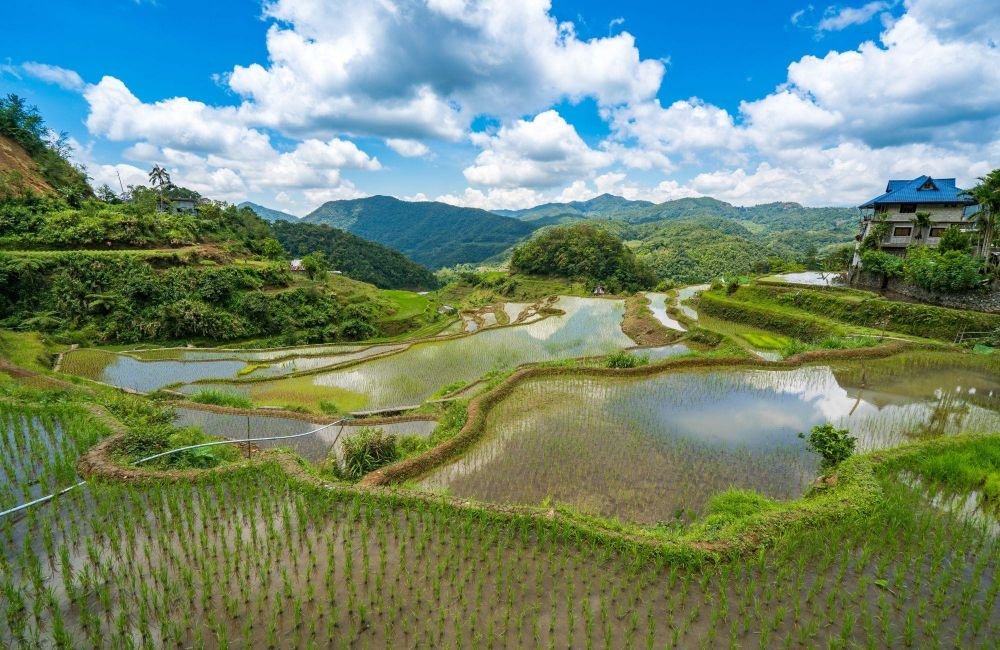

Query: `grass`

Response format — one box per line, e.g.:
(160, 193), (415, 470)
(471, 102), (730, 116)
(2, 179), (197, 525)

(56, 348), (117, 381)
(189, 389), (254, 409)
(885, 435), (1000, 503)
(737, 332), (791, 350)
(0, 330), (55, 372)
(381, 290), (432, 321)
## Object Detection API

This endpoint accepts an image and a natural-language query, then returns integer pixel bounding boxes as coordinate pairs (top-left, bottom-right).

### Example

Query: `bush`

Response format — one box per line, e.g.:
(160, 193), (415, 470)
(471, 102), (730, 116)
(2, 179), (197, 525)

(726, 279), (740, 295)
(189, 389), (253, 409)
(903, 246), (982, 293)
(799, 423), (857, 471)
(860, 250), (903, 278)
(605, 351), (649, 368)
(338, 427), (399, 480)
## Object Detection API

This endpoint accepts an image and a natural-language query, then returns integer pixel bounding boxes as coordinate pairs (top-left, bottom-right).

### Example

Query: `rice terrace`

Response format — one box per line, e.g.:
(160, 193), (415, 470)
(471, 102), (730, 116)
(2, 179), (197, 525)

(3, 1), (1000, 648)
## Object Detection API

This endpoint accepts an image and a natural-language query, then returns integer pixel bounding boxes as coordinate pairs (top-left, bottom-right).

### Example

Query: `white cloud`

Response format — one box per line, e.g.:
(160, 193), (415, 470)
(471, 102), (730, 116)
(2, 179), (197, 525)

(817, 2), (894, 32)
(436, 187), (546, 211)
(463, 110), (612, 189)
(227, 0), (664, 140)
(21, 62), (85, 91)
(385, 138), (431, 158)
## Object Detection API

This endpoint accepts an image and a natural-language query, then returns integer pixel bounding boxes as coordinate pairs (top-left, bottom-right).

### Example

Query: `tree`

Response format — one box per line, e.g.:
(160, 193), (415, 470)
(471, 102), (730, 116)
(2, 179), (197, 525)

(301, 252), (329, 280)
(937, 225), (971, 253)
(963, 169), (1000, 268)
(96, 184), (120, 203)
(861, 214), (890, 251)
(798, 423), (857, 471)
(911, 211), (932, 242)
(148, 164), (171, 210)
(259, 238), (286, 261)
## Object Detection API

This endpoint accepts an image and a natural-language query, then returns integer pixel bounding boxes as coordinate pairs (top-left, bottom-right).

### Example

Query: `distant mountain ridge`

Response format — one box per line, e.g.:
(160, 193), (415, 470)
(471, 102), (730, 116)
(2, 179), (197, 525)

(495, 193), (654, 221)
(239, 202), (299, 222)
(302, 195), (537, 269)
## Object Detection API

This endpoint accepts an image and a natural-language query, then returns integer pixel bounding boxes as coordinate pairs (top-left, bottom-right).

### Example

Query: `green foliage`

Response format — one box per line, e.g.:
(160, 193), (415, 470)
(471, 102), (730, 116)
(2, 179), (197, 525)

(698, 290), (839, 341)
(189, 389), (253, 409)
(725, 278), (740, 295)
(300, 252), (329, 280)
(0, 94), (92, 205)
(886, 435), (1000, 504)
(902, 246), (983, 293)
(303, 195), (536, 269)
(861, 217), (890, 251)
(511, 224), (656, 292)
(799, 423), (857, 471)
(860, 250), (903, 278)
(337, 427), (399, 480)
(605, 351), (649, 368)
(272, 220), (438, 289)
(0, 251), (381, 342)
(936, 225), (971, 253)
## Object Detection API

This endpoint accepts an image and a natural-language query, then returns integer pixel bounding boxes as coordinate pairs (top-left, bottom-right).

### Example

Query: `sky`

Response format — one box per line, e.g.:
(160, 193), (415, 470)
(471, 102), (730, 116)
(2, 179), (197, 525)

(1, 0), (998, 215)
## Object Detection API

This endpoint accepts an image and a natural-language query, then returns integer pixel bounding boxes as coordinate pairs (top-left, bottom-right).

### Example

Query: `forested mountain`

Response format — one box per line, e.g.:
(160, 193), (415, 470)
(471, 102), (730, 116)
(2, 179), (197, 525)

(271, 221), (438, 290)
(303, 195), (537, 268)
(239, 201), (298, 222)
(496, 193), (654, 221)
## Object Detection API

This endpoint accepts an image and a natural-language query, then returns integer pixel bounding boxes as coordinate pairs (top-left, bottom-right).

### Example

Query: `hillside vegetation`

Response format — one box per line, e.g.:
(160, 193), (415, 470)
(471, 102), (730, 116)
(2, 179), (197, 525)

(272, 220), (438, 290)
(0, 94), (92, 205)
(510, 224), (656, 292)
(303, 195), (537, 268)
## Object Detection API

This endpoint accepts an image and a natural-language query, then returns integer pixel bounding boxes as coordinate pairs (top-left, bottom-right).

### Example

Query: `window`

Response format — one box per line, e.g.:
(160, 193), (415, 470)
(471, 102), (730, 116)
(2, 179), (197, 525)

(929, 227), (947, 238)
(893, 227), (912, 237)
(920, 180), (937, 190)
(899, 204), (916, 213)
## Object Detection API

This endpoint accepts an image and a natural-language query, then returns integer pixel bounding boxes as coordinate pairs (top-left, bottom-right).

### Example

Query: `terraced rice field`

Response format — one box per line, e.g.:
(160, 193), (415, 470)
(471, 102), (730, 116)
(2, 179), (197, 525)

(176, 297), (634, 411)
(646, 292), (686, 331)
(418, 359), (1000, 522)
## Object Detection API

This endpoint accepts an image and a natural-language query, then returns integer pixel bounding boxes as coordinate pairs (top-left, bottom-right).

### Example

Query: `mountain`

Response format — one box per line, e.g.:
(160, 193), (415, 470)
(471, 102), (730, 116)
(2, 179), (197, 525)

(239, 201), (299, 222)
(302, 195), (537, 269)
(271, 220), (439, 290)
(496, 193), (655, 221)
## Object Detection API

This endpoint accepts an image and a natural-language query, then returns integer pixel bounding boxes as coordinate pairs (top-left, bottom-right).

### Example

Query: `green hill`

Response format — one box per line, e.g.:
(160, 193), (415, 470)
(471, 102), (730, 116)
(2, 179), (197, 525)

(303, 195), (537, 269)
(271, 221), (438, 290)
(496, 193), (654, 221)
(238, 201), (299, 222)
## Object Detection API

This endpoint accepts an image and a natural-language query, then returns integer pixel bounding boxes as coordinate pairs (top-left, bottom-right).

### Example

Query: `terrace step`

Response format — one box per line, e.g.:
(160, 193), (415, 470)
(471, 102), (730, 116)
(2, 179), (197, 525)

(351, 405), (422, 417)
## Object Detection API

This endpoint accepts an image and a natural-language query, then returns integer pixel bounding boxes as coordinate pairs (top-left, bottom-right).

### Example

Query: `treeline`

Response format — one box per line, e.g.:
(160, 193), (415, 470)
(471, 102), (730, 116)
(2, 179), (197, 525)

(510, 224), (655, 292)
(0, 253), (384, 343)
(0, 94), (92, 205)
(272, 221), (438, 290)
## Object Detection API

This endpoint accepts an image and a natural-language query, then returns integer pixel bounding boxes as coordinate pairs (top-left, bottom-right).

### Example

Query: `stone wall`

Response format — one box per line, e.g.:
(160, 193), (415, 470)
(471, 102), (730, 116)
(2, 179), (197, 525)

(851, 271), (1000, 314)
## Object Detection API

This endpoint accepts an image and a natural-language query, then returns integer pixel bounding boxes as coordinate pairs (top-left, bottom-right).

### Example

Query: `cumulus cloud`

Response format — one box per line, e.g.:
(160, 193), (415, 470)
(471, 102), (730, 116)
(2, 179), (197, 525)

(386, 138), (431, 158)
(226, 0), (664, 140)
(22, 62), (85, 91)
(463, 110), (612, 189)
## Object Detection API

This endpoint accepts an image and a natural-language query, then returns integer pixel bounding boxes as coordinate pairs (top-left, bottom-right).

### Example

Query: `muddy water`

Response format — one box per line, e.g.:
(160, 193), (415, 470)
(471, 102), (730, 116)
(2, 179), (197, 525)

(419, 361), (1000, 522)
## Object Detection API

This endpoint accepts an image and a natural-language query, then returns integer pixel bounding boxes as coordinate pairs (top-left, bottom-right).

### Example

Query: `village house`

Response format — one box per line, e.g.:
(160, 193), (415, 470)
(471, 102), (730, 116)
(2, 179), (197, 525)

(854, 175), (978, 257)
(289, 258), (305, 272)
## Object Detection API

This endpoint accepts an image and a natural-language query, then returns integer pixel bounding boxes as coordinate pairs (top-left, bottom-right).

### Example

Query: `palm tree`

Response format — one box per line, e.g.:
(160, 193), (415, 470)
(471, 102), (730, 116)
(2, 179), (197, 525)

(911, 211), (932, 242)
(148, 164), (171, 210)
(963, 169), (1000, 267)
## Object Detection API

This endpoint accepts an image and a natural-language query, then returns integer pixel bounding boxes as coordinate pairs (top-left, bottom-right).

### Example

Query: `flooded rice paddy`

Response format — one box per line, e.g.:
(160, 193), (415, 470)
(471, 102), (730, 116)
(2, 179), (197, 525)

(419, 360), (1000, 522)
(177, 297), (635, 410)
(171, 407), (437, 463)
(646, 292), (686, 331)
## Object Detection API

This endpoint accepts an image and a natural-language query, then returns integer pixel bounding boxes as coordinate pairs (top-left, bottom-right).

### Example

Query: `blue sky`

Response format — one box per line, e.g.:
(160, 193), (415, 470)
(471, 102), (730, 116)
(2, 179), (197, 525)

(2, 0), (998, 214)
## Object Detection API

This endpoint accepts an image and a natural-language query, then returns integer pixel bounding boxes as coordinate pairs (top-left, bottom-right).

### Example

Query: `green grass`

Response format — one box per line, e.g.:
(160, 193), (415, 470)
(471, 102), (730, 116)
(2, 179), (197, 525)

(888, 435), (1000, 502)
(381, 290), (432, 321)
(0, 330), (56, 372)
(737, 332), (791, 350)
(189, 389), (254, 409)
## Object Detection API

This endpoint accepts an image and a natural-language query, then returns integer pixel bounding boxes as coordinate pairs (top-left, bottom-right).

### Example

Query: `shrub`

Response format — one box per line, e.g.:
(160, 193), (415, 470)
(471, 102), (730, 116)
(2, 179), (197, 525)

(726, 279), (740, 295)
(190, 389), (253, 409)
(338, 427), (399, 480)
(860, 250), (903, 278)
(605, 351), (648, 368)
(798, 423), (857, 471)
(903, 247), (982, 293)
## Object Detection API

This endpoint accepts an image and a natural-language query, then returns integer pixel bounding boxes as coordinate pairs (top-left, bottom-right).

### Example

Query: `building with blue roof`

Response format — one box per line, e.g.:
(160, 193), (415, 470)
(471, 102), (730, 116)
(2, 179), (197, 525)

(855, 175), (977, 254)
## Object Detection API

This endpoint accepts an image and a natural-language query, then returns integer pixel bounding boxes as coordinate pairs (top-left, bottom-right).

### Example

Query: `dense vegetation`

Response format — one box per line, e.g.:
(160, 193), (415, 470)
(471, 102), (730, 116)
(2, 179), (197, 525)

(303, 195), (537, 268)
(272, 220), (438, 290)
(0, 94), (92, 205)
(510, 224), (656, 292)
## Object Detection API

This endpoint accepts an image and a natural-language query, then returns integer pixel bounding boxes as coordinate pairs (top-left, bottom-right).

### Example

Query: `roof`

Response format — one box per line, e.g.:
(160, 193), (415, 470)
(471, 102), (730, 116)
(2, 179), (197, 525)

(859, 175), (976, 209)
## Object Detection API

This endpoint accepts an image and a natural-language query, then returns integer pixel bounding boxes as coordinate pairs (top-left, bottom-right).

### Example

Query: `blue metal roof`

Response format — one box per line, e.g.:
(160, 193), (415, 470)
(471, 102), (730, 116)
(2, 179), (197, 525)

(859, 175), (976, 209)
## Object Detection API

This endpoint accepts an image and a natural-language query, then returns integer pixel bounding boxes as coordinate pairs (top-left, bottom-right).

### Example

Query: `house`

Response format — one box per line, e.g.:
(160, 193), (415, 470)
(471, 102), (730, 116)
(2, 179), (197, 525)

(169, 197), (198, 214)
(289, 258), (305, 272)
(854, 176), (978, 257)
(592, 285), (606, 296)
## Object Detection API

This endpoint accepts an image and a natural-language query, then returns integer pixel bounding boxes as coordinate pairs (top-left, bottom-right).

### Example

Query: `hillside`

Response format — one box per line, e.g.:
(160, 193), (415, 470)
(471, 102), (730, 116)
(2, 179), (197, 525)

(0, 95), (92, 205)
(239, 201), (298, 222)
(271, 220), (438, 290)
(496, 193), (654, 221)
(303, 195), (537, 268)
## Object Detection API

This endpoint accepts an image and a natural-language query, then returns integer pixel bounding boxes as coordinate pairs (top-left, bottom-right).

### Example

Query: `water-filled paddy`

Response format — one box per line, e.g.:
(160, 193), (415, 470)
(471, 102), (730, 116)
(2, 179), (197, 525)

(171, 407), (437, 462)
(180, 297), (634, 410)
(60, 350), (249, 393)
(418, 361), (1000, 522)
(646, 293), (686, 331)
